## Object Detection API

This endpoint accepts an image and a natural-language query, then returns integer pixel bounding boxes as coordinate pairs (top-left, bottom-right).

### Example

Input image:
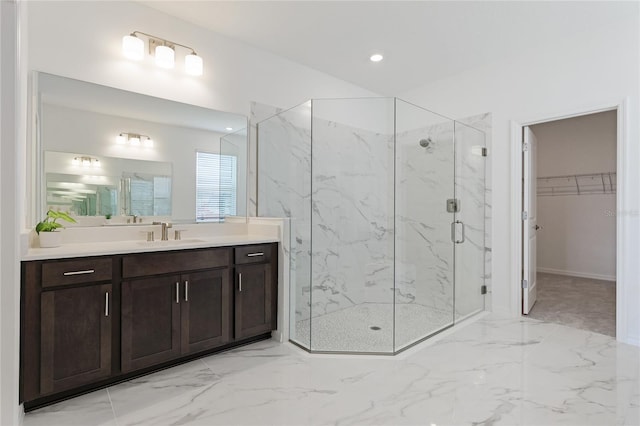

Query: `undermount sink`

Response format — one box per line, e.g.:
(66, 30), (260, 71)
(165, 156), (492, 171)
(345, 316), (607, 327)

(136, 238), (206, 246)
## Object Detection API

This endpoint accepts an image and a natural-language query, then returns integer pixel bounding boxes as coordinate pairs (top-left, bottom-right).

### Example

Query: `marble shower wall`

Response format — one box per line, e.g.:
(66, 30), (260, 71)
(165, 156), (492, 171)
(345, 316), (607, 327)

(310, 98), (396, 325)
(395, 114), (457, 347)
(256, 102), (313, 345)
(254, 99), (492, 351)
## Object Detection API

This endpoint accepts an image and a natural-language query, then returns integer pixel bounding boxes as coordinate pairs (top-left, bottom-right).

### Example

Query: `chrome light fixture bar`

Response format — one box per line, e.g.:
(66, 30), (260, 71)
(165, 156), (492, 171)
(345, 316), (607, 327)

(72, 156), (101, 168)
(116, 132), (154, 147)
(122, 31), (203, 76)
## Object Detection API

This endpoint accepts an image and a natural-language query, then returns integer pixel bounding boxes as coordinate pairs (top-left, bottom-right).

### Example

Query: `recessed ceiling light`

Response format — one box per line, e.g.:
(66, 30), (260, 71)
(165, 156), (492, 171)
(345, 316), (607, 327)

(370, 54), (384, 62)
(225, 127), (233, 131)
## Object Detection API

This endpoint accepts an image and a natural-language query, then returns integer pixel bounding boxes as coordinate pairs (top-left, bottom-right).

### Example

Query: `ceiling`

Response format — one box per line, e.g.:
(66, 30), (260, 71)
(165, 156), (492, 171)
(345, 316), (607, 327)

(142, 1), (629, 96)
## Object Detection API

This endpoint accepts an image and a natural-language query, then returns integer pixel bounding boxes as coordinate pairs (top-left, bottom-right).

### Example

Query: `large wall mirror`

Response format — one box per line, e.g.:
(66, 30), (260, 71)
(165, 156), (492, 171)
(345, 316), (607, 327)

(34, 72), (248, 226)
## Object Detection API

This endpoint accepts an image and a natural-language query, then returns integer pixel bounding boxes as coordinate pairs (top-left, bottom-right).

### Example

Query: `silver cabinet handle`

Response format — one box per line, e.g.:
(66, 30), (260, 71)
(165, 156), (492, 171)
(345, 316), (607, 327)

(175, 282), (180, 303)
(184, 280), (189, 302)
(239, 273), (242, 292)
(105, 292), (109, 317)
(246, 252), (264, 257)
(63, 269), (95, 276)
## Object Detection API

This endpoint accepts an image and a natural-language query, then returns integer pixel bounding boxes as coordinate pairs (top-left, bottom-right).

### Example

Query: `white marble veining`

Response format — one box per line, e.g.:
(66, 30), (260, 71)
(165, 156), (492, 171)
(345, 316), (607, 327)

(255, 99), (492, 353)
(23, 314), (640, 426)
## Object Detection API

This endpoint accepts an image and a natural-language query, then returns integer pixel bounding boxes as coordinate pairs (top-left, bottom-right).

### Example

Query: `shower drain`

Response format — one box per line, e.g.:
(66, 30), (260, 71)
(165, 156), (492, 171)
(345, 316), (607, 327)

(369, 326), (382, 331)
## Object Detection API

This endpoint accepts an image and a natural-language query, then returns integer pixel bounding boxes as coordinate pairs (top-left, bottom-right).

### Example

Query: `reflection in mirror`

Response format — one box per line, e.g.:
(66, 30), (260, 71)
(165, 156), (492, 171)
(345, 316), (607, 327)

(45, 151), (172, 222)
(34, 72), (248, 226)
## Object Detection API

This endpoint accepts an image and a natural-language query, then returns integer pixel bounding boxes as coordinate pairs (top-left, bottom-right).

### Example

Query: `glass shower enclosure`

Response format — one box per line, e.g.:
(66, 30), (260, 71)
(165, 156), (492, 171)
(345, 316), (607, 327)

(257, 97), (486, 354)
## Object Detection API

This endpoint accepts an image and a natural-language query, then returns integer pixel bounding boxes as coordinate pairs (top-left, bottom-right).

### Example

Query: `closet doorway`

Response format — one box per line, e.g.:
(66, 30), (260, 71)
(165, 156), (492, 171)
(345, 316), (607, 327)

(522, 111), (617, 337)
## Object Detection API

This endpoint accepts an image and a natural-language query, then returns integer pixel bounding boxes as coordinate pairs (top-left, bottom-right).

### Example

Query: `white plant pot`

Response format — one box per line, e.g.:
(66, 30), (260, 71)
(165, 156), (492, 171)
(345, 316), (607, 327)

(39, 231), (62, 248)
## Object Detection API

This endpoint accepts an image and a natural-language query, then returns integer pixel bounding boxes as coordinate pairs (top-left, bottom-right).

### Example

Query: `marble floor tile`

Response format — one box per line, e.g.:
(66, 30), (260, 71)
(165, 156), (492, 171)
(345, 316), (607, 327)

(22, 389), (116, 426)
(22, 313), (639, 426)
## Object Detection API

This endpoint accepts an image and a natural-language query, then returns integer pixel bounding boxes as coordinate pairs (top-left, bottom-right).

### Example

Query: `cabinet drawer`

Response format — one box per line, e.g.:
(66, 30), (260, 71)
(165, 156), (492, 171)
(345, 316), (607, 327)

(123, 248), (230, 278)
(42, 258), (112, 288)
(234, 244), (272, 265)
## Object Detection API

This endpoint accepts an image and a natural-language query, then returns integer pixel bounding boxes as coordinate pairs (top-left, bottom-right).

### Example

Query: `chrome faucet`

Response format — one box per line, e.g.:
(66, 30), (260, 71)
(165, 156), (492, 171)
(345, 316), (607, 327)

(152, 221), (172, 241)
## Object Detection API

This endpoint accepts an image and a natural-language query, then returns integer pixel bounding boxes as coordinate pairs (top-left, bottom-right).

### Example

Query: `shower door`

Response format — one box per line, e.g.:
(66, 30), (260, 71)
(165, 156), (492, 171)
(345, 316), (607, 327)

(453, 122), (487, 320)
(394, 99), (456, 351)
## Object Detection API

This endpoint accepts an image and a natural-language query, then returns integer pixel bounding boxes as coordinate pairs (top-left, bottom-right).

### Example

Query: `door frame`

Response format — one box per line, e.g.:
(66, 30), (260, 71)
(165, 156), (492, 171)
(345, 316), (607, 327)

(510, 99), (628, 342)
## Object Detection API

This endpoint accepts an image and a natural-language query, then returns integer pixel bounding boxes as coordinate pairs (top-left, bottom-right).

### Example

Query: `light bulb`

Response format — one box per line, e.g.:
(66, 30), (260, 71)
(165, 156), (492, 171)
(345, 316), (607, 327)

(116, 134), (126, 145)
(185, 53), (203, 76)
(122, 34), (144, 61)
(155, 45), (175, 69)
(143, 137), (154, 148)
(370, 53), (384, 62)
(129, 136), (141, 146)
(225, 127), (233, 131)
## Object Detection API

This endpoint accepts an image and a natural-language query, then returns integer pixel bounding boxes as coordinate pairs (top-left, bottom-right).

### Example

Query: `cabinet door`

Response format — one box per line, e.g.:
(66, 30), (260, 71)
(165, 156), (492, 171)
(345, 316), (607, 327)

(121, 276), (181, 372)
(235, 263), (273, 339)
(40, 284), (112, 395)
(181, 269), (231, 354)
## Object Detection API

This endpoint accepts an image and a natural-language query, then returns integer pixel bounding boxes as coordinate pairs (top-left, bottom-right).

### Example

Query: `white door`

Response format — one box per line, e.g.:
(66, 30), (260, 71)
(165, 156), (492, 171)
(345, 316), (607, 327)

(523, 126), (538, 314)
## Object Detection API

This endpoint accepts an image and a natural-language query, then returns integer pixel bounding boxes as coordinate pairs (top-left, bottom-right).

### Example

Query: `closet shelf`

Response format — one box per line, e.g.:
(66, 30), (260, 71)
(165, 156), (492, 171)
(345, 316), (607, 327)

(537, 172), (616, 196)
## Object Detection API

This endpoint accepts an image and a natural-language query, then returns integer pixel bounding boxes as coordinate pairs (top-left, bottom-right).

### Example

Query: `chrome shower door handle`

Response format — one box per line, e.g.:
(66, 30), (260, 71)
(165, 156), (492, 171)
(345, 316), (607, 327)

(451, 220), (465, 244)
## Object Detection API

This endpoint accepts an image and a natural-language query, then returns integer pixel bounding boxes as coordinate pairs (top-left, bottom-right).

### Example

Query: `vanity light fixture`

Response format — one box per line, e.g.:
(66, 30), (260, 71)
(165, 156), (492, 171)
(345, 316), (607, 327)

(72, 156), (100, 168)
(122, 31), (203, 76)
(117, 132), (153, 148)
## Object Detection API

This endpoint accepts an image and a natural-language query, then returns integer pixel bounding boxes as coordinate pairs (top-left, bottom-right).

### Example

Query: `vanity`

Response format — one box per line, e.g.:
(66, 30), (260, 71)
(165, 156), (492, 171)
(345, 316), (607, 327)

(21, 238), (278, 410)
(20, 71), (281, 411)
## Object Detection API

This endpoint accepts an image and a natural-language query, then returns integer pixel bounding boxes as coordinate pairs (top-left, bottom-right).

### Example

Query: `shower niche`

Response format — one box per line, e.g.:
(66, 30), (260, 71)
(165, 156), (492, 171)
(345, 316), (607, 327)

(257, 97), (486, 354)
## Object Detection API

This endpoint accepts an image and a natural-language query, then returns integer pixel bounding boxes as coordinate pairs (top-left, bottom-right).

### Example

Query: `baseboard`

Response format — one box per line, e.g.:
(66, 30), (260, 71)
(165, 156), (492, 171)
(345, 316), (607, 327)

(536, 267), (616, 282)
(623, 335), (640, 347)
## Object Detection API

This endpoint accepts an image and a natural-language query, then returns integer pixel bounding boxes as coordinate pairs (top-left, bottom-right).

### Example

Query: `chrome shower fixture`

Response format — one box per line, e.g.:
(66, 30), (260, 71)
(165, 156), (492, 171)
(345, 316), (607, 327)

(419, 137), (433, 148)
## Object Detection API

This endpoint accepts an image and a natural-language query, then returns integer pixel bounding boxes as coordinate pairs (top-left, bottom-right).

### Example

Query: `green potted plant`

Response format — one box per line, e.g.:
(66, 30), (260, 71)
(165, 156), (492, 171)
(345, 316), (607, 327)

(36, 209), (77, 248)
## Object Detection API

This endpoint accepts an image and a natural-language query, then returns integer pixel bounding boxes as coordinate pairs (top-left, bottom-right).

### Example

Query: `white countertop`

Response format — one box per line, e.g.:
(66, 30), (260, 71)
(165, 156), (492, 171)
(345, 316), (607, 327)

(23, 234), (279, 261)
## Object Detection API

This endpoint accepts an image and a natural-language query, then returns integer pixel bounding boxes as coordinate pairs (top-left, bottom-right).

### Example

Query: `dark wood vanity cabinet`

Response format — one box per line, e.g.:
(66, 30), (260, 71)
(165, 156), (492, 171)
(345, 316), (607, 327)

(234, 244), (277, 340)
(21, 242), (277, 410)
(121, 269), (230, 372)
(121, 275), (182, 372)
(40, 283), (113, 394)
(21, 257), (115, 401)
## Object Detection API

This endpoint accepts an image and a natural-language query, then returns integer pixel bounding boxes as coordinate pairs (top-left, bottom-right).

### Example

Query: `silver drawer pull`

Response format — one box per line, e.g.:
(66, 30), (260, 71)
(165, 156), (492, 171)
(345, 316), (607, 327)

(175, 282), (180, 304)
(185, 280), (189, 302)
(105, 292), (109, 317)
(246, 252), (264, 257)
(239, 273), (242, 292)
(63, 269), (95, 276)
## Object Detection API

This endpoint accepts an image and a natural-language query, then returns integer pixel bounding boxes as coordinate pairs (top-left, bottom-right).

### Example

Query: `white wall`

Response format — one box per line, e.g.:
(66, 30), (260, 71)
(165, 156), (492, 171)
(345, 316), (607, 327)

(26, 1), (378, 121)
(1, 1), (23, 425)
(400, 6), (640, 344)
(0, 1), (380, 422)
(532, 111), (616, 281)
